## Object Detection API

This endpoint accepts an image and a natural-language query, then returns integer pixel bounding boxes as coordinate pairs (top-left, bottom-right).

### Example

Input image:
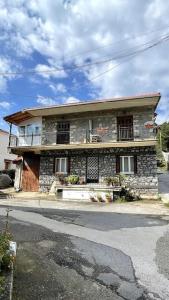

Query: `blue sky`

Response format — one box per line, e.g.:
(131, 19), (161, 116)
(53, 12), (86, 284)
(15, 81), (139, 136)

(0, 0), (169, 131)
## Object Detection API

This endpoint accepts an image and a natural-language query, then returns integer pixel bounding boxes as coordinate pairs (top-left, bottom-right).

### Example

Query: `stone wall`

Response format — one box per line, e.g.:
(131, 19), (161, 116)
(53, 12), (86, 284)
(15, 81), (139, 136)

(39, 156), (55, 192)
(70, 156), (86, 177)
(38, 146), (158, 195)
(41, 106), (155, 145)
(99, 155), (116, 180)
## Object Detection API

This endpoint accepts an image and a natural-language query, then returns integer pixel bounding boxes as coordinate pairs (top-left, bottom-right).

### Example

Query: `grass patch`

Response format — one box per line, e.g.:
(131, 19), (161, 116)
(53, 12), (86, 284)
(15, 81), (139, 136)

(115, 197), (127, 203)
(165, 203), (169, 208)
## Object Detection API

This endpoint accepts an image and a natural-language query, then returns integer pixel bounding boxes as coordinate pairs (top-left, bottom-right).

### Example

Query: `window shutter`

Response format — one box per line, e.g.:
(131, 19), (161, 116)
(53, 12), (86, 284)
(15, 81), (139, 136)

(53, 157), (56, 174)
(134, 155), (137, 174)
(116, 155), (120, 174)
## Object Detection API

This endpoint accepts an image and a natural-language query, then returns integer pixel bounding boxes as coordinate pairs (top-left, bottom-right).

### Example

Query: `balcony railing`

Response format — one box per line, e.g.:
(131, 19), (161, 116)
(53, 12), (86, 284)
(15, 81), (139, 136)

(117, 126), (133, 141)
(9, 127), (156, 148)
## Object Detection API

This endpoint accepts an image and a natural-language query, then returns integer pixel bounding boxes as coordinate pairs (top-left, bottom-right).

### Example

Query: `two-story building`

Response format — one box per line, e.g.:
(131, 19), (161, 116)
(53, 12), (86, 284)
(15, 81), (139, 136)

(0, 129), (16, 170)
(4, 93), (160, 197)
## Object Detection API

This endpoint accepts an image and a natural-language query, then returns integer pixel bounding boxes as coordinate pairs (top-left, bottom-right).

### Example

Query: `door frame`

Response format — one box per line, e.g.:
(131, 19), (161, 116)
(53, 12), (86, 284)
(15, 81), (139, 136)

(117, 115), (133, 141)
(56, 121), (70, 144)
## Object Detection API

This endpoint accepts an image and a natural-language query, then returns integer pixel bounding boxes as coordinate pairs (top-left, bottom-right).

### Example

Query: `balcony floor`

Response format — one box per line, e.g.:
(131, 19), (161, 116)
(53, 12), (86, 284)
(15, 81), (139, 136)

(9, 139), (157, 154)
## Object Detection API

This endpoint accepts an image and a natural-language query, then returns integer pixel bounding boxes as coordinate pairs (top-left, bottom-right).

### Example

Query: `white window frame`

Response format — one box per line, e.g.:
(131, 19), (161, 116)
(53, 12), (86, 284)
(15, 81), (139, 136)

(55, 157), (68, 174)
(120, 156), (134, 174)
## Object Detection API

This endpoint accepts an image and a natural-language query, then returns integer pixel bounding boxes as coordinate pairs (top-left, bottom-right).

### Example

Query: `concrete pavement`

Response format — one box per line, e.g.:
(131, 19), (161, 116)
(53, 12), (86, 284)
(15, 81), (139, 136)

(159, 172), (169, 202)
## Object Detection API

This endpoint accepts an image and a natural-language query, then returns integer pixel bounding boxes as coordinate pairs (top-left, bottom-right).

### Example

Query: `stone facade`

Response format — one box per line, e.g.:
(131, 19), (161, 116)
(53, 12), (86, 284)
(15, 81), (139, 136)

(99, 155), (116, 179)
(70, 156), (86, 177)
(41, 106), (155, 145)
(39, 146), (158, 196)
(39, 156), (55, 192)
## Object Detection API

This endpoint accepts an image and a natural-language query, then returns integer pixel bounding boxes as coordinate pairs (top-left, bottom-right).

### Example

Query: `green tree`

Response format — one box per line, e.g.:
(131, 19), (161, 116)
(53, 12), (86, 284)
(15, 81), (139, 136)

(157, 122), (169, 151)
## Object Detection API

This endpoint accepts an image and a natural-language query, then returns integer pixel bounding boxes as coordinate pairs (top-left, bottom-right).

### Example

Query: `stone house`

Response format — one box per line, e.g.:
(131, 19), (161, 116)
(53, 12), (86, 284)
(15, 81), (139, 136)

(4, 93), (160, 196)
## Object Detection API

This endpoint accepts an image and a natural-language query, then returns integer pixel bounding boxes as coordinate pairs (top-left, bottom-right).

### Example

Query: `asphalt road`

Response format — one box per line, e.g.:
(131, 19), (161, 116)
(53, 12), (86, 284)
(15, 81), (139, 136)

(0, 206), (169, 300)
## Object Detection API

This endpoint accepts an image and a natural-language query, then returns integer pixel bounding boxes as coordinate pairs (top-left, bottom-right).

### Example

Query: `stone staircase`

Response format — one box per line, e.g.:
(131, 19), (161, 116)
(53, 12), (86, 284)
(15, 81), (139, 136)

(0, 192), (15, 199)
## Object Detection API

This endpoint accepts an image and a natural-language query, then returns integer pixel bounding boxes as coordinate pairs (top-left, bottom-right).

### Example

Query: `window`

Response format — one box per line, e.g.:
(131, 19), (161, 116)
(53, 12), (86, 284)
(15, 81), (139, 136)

(27, 125), (33, 135)
(19, 126), (25, 136)
(55, 158), (68, 173)
(35, 126), (40, 135)
(4, 160), (11, 170)
(19, 125), (41, 136)
(120, 156), (134, 174)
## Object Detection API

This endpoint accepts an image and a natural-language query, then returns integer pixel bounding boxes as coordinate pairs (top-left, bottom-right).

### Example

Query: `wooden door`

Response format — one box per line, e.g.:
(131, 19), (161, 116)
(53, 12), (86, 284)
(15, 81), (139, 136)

(57, 122), (70, 144)
(22, 154), (40, 191)
(117, 116), (133, 141)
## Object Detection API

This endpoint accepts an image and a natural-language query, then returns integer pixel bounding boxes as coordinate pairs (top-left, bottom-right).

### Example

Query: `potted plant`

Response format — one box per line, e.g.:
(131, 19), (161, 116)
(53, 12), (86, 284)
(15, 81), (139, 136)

(79, 176), (85, 185)
(118, 174), (126, 186)
(67, 175), (79, 185)
(56, 173), (66, 185)
(89, 195), (97, 202)
(111, 176), (119, 186)
(97, 193), (105, 202)
(103, 177), (112, 186)
(105, 192), (113, 203)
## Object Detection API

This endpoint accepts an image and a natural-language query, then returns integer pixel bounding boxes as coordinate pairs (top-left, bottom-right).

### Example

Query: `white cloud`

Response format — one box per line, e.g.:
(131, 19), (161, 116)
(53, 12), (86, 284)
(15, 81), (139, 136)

(49, 83), (67, 93)
(64, 96), (80, 104)
(0, 57), (16, 92)
(0, 101), (11, 109)
(36, 95), (56, 106)
(35, 64), (67, 79)
(1, 0), (169, 121)
(156, 96), (169, 124)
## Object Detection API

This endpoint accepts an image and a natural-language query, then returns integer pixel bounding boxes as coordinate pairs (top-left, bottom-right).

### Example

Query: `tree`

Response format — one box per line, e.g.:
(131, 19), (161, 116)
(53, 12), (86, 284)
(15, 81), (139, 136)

(157, 122), (169, 151)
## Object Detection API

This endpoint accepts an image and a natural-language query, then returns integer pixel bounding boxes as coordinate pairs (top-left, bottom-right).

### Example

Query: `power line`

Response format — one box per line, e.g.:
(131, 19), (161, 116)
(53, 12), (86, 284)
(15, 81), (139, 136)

(70, 34), (169, 91)
(63, 24), (169, 60)
(1, 32), (169, 100)
(0, 32), (169, 77)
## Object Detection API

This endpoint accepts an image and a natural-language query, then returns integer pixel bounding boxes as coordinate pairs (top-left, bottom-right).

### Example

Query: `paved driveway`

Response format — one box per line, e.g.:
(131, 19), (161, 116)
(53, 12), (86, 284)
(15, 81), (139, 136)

(159, 172), (169, 194)
(0, 206), (169, 299)
(159, 172), (169, 201)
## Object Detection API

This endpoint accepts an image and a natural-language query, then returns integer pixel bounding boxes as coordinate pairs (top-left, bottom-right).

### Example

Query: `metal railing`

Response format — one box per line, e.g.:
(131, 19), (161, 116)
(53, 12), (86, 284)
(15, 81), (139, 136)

(8, 127), (156, 148)
(117, 126), (134, 141)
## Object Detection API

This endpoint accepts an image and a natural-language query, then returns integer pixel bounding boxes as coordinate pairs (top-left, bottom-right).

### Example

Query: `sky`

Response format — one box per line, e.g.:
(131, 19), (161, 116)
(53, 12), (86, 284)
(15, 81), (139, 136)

(0, 0), (169, 131)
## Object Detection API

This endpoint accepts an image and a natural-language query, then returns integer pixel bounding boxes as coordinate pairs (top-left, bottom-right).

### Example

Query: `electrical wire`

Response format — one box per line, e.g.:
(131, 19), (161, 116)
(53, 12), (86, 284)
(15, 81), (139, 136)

(0, 32), (169, 77)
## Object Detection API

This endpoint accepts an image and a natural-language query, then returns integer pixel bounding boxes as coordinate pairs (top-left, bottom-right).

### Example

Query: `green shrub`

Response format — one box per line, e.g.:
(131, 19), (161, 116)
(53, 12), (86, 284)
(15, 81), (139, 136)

(67, 175), (79, 184)
(0, 232), (12, 270)
(119, 187), (135, 202)
(116, 197), (127, 203)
